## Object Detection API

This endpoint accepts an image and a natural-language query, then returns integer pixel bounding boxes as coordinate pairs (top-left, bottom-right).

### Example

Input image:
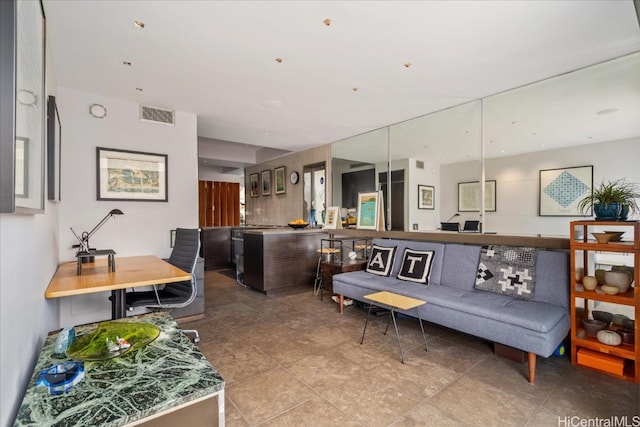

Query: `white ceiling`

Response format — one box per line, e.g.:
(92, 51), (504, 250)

(44, 1), (640, 158)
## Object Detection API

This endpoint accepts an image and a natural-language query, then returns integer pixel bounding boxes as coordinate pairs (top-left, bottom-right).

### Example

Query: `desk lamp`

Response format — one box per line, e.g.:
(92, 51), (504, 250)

(71, 209), (124, 260)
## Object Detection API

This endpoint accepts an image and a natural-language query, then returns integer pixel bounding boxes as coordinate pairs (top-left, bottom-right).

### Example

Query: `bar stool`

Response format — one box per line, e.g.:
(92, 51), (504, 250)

(314, 247), (340, 299)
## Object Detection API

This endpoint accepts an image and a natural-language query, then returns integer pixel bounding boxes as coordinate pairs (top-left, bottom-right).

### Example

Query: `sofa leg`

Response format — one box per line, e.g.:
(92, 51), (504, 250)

(528, 352), (536, 384)
(339, 294), (344, 314)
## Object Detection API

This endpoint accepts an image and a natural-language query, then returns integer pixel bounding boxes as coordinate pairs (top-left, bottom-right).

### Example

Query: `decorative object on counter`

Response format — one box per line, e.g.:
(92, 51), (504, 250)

(36, 361), (85, 395)
(594, 268), (606, 284)
(603, 270), (632, 293)
(591, 232), (619, 244)
(592, 310), (613, 325)
(611, 265), (634, 281)
(596, 330), (622, 346)
(324, 206), (342, 229)
(582, 275), (598, 290)
(66, 321), (160, 361)
(53, 326), (76, 358)
(288, 219), (309, 229)
(618, 329), (635, 344)
(582, 319), (607, 337)
(576, 178), (640, 220)
(574, 267), (584, 283)
(599, 284), (620, 295)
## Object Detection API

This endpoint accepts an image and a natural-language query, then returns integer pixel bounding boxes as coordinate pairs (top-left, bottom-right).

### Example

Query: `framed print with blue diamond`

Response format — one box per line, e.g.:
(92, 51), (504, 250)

(539, 165), (592, 216)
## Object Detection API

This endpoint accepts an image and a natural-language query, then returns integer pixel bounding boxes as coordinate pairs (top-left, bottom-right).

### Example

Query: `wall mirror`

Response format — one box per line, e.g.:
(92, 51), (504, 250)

(0, 0), (46, 213)
(330, 51), (640, 235)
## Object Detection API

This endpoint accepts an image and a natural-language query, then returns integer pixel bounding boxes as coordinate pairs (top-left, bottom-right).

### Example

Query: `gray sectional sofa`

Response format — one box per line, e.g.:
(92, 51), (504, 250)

(332, 238), (570, 383)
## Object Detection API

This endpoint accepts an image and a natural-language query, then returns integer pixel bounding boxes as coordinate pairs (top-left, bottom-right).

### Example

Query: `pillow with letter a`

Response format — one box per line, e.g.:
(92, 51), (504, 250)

(397, 248), (435, 284)
(365, 245), (397, 277)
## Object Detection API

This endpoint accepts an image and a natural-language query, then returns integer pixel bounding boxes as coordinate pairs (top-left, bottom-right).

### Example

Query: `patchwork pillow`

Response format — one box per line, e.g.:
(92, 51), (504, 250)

(366, 244), (397, 276)
(397, 248), (435, 284)
(474, 245), (538, 300)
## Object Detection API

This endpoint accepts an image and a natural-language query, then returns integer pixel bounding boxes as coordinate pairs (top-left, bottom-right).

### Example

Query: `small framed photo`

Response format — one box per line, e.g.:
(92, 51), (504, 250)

(261, 170), (271, 196)
(274, 166), (286, 194)
(458, 180), (496, 212)
(539, 165), (593, 216)
(249, 173), (259, 197)
(324, 206), (342, 229)
(96, 147), (168, 202)
(418, 185), (434, 209)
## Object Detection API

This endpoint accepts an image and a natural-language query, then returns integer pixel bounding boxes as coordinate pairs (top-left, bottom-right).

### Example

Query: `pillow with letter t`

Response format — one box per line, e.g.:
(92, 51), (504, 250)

(397, 248), (435, 284)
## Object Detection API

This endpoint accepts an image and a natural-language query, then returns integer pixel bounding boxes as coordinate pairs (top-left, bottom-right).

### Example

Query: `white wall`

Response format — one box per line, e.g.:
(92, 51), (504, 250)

(440, 138), (640, 235)
(0, 38), (60, 426)
(55, 87), (199, 326)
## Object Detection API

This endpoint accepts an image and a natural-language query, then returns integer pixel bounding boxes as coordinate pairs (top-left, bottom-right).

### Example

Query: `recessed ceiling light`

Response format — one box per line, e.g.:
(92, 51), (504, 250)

(135, 87), (143, 92)
(404, 62), (412, 68)
(134, 20), (145, 29)
(89, 103), (107, 119)
(275, 58), (283, 63)
(596, 108), (620, 115)
(323, 18), (332, 26)
(17, 89), (38, 106)
(123, 61), (132, 66)
(352, 87), (359, 92)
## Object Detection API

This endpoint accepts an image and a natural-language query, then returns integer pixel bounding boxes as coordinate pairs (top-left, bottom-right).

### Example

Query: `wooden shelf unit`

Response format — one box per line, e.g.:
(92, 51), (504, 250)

(569, 220), (639, 383)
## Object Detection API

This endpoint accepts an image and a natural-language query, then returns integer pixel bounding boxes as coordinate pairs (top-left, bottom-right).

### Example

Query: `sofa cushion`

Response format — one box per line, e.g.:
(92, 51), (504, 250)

(474, 245), (538, 300)
(366, 244), (396, 276)
(440, 244), (481, 290)
(530, 249), (570, 308)
(397, 248), (435, 284)
(371, 238), (446, 285)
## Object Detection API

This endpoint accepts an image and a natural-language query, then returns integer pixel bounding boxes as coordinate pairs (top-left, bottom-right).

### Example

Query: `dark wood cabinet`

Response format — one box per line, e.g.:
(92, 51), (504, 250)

(243, 230), (325, 293)
(321, 259), (367, 297)
(200, 228), (232, 270)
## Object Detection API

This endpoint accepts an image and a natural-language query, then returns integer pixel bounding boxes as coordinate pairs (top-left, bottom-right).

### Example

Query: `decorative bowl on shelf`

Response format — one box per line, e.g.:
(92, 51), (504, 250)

(591, 232), (619, 244)
(617, 328), (635, 344)
(592, 310), (612, 325)
(603, 270), (632, 293)
(582, 275), (598, 291)
(612, 313), (631, 327)
(596, 329), (622, 346)
(622, 318), (634, 330)
(603, 230), (625, 241)
(599, 284), (620, 295)
(594, 269), (606, 285)
(582, 319), (607, 337)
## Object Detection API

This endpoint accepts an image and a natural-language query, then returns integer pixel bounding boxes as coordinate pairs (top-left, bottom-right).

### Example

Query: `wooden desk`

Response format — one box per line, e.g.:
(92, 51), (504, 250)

(46, 256), (191, 319)
(14, 312), (225, 427)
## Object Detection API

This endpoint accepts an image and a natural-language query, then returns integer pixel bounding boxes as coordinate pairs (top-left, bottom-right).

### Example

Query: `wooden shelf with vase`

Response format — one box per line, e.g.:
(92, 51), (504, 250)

(569, 220), (639, 383)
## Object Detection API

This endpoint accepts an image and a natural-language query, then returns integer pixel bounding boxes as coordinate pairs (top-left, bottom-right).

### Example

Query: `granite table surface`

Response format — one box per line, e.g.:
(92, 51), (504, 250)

(14, 312), (225, 427)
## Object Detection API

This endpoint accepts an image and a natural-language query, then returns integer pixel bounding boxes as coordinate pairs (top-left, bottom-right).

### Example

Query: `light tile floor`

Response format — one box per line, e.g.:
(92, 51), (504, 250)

(183, 269), (639, 427)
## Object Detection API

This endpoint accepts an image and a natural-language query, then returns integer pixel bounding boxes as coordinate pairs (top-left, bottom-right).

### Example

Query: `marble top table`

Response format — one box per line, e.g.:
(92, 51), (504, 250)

(14, 312), (225, 426)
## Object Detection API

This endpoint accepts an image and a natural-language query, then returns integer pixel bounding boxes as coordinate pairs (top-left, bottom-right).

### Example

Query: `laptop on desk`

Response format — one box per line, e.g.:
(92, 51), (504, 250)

(459, 220), (480, 233)
(440, 222), (460, 232)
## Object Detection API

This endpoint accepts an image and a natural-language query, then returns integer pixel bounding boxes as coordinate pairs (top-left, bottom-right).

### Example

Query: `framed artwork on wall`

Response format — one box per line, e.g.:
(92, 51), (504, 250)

(274, 166), (286, 194)
(96, 147), (168, 202)
(418, 185), (434, 209)
(539, 165), (593, 216)
(261, 170), (271, 196)
(47, 95), (61, 201)
(458, 180), (496, 212)
(249, 173), (259, 197)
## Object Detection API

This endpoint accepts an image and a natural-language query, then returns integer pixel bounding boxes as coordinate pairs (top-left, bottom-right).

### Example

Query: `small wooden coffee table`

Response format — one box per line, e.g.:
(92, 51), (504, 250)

(360, 291), (428, 363)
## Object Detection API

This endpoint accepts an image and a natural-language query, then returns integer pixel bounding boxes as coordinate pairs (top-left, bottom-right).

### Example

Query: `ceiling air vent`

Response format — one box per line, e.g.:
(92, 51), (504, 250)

(416, 160), (425, 169)
(140, 105), (175, 126)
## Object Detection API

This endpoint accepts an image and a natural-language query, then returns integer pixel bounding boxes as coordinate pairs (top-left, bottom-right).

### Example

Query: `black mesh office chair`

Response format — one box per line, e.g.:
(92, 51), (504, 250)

(125, 228), (201, 342)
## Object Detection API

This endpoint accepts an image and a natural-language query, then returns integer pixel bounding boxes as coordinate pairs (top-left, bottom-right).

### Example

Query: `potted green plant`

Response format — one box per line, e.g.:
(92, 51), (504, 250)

(577, 179), (640, 220)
